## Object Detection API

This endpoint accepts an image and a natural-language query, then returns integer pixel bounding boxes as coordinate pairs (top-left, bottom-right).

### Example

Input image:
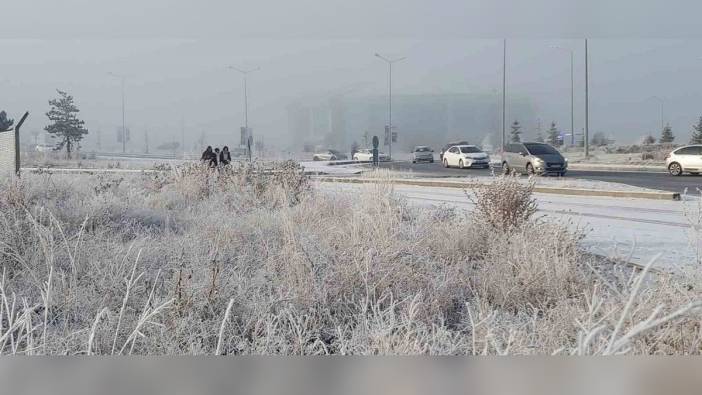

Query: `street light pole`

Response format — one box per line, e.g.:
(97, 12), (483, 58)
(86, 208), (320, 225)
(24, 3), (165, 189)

(549, 45), (575, 146)
(108, 72), (127, 153)
(502, 39), (507, 151)
(584, 39), (590, 158)
(228, 66), (260, 160)
(651, 96), (664, 131)
(375, 53), (406, 160)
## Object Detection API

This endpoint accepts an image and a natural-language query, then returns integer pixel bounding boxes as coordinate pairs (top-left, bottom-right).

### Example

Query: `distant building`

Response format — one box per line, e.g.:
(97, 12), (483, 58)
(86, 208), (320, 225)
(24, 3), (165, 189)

(287, 93), (537, 153)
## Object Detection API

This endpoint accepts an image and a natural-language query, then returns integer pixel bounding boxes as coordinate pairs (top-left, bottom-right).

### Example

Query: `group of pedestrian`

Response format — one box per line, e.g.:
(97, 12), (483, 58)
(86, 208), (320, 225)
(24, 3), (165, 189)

(201, 146), (232, 168)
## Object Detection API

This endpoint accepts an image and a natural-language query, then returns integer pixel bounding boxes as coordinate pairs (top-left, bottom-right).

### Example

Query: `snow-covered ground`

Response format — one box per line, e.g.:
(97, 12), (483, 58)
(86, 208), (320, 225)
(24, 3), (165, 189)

(317, 181), (699, 271)
(300, 161), (365, 175)
(564, 150), (665, 165)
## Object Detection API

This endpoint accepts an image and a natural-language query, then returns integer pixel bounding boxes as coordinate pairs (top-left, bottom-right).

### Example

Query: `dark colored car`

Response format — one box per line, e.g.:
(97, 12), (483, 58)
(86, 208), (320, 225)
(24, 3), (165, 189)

(439, 141), (469, 161)
(501, 142), (567, 176)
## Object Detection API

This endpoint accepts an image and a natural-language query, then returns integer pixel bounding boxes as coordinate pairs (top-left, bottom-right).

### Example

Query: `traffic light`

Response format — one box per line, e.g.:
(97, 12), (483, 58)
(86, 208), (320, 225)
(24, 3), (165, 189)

(391, 131), (398, 143)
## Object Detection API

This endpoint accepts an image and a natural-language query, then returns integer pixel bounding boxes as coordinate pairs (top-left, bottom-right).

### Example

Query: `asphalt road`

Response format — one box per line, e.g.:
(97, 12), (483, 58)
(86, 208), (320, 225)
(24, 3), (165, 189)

(377, 161), (702, 194)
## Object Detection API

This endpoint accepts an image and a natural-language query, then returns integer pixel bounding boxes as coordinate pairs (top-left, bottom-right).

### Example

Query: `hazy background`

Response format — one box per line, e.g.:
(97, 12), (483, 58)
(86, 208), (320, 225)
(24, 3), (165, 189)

(3, 1), (702, 153)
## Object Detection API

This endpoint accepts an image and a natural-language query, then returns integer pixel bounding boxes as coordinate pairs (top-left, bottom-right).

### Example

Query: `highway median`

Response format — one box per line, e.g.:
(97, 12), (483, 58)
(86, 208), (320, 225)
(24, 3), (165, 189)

(316, 176), (682, 201)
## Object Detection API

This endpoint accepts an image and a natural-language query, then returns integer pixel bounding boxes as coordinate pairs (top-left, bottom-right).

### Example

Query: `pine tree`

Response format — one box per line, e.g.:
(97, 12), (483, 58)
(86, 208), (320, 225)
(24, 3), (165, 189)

(691, 117), (702, 144)
(547, 122), (560, 146)
(0, 111), (14, 132)
(535, 133), (544, 143)
(643, 135), (656, 145)
(534, 119), (544, 142)
(510, 120), (521, 142)
(351, 140), (359, 158)
(44, 90), (88, 159)
(659, 123), (674, 144)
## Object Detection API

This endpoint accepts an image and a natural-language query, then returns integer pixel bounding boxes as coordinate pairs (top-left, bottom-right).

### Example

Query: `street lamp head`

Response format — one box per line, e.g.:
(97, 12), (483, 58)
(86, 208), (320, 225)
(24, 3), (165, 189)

(228, 65), (260, 74)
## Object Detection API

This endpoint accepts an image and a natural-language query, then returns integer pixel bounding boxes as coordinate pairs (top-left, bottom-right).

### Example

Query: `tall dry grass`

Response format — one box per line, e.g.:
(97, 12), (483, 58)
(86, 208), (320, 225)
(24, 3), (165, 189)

(0, 162), (700, 354)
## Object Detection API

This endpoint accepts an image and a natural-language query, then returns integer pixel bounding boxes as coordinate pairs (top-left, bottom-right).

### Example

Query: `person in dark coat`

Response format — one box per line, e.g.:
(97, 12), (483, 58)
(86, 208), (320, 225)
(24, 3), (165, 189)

(201, 146), (214, 164)
(220, 146), (232, 166)
(211, 148), (220, 168)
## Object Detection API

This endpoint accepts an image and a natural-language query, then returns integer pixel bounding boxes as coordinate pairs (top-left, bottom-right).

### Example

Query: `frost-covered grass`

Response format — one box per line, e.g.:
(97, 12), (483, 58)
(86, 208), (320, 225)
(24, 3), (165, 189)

(0, 163), (700, 355)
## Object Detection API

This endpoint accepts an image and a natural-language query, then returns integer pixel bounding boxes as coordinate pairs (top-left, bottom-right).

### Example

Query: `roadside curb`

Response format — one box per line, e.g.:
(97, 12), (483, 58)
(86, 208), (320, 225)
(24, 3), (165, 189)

(316, 177), (681, 201)
(567, 164), (664, 173)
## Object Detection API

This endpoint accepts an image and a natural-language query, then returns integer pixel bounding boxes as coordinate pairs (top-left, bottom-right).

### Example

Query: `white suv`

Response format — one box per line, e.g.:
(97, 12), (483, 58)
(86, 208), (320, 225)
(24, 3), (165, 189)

(666, 145), (702, 176)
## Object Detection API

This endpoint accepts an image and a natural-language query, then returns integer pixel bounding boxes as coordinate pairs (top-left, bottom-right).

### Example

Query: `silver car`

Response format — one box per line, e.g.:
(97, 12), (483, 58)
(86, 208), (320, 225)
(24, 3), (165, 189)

(502, 142), (567, 176)
(411, 146), (434, 163)
(666, 145), (702, 176)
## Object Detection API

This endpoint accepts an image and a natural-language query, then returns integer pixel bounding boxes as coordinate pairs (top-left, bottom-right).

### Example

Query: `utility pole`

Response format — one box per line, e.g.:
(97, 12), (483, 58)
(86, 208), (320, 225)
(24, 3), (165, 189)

(375, 53), (406, 160)
(228, 65), (260, 162)
(651, 96), (664, 131)
(570, 50), (574, 146)
(584, 39), (590, 158)
(502, 39), (507, 152)
(180, 117), (185, 158)
(108, 72), (127, 153)
(550, 45), (576, 146)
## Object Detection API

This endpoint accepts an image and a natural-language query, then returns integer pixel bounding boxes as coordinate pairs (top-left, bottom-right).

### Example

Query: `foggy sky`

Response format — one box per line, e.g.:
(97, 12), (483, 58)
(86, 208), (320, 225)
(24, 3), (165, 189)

(3, 1), (702, 151)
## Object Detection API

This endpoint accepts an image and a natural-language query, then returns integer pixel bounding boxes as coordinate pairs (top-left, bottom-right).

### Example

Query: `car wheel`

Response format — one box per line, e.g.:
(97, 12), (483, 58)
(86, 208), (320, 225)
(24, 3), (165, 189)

(430, 159), (434, 163)
(502, 162), (510, 175)
(669, 162), (683, 176)
(443, 159), (449, 168)
(691, 172), (699, 175)
(458, 159), (464, 169)
(313, 157), (320, 161)
(526, 163), (535, 175)
(559, 171), (567, 177)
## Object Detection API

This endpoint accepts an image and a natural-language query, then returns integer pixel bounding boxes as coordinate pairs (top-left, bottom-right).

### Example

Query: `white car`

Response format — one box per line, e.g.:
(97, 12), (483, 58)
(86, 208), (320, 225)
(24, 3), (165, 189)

(666, 145), (702, 176)
(441, 145), (490, 169)
(312, 150), (347, 161)
(353, 149), (390, 162)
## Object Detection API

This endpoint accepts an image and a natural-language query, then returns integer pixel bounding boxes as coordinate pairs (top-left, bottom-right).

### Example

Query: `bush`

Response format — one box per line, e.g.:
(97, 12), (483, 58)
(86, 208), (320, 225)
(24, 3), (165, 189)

(0, 166), (700, 355)
(466, 175), (537, 232)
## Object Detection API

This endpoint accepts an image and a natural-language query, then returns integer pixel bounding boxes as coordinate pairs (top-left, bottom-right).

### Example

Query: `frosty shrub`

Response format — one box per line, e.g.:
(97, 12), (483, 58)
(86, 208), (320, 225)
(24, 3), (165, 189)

(466, 175), (537, 232)
(0, 167), (700, 355)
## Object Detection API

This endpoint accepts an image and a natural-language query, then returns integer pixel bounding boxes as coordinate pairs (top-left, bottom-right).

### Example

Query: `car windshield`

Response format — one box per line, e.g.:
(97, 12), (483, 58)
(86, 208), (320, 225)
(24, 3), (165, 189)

(459, 146), (481, 153)
(329, 150), (341, 155)
(414, 147), (430, 152)
(524, 143), (559, 155)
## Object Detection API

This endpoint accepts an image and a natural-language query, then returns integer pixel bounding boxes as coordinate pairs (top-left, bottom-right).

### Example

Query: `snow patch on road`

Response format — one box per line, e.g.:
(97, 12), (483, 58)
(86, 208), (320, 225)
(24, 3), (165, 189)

(300, 161), (364, 175)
